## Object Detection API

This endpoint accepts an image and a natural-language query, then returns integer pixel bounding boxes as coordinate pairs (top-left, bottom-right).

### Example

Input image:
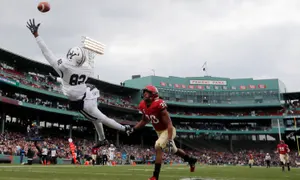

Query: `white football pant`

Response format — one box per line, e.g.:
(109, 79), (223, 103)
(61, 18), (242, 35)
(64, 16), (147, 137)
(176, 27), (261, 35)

(79, 88), (126, 141)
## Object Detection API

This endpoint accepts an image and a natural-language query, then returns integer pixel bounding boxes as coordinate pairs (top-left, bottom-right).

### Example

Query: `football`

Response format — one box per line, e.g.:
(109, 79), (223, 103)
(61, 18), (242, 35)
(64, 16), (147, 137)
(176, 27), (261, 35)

(37, 2), (50, 13)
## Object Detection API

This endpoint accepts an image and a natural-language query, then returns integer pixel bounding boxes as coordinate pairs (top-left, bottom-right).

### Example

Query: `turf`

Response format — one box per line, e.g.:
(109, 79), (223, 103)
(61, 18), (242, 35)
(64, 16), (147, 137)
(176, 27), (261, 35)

(0, 164), (299, 180)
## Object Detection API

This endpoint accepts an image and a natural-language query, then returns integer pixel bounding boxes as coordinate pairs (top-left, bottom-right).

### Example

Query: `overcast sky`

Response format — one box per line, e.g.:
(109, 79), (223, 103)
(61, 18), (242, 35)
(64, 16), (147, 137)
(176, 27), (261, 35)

(1, 0), (300, 92)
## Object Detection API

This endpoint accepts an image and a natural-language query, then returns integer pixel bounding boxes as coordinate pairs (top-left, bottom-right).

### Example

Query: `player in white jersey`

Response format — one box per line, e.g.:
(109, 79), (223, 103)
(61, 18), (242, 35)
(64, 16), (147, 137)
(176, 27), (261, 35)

(26, 19), (131, 148)
(108, 144), (116, 165)
(101, 147), (108, 165)
(265, 153), (271, 168)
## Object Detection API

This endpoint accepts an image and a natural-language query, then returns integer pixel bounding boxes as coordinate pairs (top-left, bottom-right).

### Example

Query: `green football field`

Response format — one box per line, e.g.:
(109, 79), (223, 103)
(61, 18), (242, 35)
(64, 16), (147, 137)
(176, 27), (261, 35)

(0, 164), (299, 180)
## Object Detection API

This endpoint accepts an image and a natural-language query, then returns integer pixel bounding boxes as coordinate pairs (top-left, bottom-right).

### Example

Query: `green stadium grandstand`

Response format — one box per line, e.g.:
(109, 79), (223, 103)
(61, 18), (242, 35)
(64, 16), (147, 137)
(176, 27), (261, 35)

(123, 74), (300, 153)
(0, 47), (299, 167)
(124, 74), (286, 107)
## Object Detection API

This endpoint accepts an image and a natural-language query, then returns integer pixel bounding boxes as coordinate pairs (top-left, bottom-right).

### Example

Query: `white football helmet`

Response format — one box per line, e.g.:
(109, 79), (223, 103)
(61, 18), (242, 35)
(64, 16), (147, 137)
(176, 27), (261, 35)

(66, 46), (87, 66)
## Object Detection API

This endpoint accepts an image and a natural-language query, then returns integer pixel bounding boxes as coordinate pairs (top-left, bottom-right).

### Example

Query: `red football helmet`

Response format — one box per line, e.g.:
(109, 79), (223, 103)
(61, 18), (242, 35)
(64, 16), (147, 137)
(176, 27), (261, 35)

(280, 140), (285, 144)
(142, 85), (159, 101)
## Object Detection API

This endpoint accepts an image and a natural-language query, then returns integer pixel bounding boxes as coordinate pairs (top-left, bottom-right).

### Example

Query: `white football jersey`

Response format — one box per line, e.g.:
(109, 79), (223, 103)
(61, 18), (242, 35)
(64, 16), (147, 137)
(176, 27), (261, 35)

(102, 149), (107, 155)
(51, 149), (57, 157)
(109, 147), (115, 155)
(58, 60), (92, 100)
(36, 36), (93, 101)
(42, 147), (48, 155)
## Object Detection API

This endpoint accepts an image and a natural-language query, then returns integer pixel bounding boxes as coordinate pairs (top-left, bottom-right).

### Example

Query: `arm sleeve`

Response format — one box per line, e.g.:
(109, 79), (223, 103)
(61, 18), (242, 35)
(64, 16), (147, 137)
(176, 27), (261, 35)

(35, 36), (62, 77)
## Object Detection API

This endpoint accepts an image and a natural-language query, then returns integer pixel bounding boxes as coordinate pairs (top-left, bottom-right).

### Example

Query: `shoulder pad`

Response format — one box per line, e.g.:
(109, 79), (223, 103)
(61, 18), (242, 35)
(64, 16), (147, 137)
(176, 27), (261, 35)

(138, 100), (145, 110)
(154, 99), (167, 111)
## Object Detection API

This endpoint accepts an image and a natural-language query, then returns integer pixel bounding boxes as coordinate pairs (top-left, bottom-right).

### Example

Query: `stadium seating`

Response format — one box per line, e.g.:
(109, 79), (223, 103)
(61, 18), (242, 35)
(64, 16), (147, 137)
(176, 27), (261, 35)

(1, 60), (300, 167)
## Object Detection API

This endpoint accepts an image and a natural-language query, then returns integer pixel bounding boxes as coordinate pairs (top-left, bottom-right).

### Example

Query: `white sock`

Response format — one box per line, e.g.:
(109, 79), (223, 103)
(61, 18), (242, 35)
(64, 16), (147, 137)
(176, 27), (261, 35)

(92, 121), (105, 141)
(82, 100), (126, 132)
(91, 109), (125, 131)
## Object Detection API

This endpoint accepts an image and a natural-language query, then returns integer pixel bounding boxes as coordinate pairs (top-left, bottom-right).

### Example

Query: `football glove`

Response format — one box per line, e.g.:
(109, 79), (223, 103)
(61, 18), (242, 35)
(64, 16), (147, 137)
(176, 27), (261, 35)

(125, 125), (134, 136)
(26, 18), (40, 36)
(167, 140), (173, 154)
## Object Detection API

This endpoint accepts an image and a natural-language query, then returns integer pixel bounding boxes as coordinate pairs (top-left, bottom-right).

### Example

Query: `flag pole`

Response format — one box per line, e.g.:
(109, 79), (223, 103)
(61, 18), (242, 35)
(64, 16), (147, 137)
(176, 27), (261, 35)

(277, 119), (282, 141)
(202, 61), (208, 76)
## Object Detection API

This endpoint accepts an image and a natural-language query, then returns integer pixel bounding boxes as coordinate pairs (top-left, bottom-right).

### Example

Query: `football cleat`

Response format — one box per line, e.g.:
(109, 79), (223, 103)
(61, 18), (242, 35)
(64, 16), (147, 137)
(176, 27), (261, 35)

(148, 176), (157, 180)
(93, 139), (109, 148)
(189, 157), (197, 172)
(125, 125), (133, 136)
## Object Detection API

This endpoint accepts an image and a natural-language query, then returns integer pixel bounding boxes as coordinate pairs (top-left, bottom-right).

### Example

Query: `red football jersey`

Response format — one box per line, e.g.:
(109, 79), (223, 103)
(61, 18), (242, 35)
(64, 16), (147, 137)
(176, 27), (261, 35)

(277, 144), (289, 154)
(249, 154), (253, 159)
(92, 147), (99, 155)
(139, 99), (168, 131)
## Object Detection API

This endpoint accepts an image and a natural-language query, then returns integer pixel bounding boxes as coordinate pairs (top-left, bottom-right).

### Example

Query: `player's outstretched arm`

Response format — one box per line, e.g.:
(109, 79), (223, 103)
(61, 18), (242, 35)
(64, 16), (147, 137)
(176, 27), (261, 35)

(133, 115), (149, 131)
(26, 18), (62, 77)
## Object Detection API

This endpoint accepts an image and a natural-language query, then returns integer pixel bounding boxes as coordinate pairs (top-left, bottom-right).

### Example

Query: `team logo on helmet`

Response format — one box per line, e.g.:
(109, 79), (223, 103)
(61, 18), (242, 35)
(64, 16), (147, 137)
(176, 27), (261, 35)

(66, 47), (87, 66)
(67, 49), (79, 59)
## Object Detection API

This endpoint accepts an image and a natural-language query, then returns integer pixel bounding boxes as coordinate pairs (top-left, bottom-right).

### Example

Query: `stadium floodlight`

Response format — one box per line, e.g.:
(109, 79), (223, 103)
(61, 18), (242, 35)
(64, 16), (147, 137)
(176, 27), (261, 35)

(81, 36), (106, 77)
(81, 36), (106, 60)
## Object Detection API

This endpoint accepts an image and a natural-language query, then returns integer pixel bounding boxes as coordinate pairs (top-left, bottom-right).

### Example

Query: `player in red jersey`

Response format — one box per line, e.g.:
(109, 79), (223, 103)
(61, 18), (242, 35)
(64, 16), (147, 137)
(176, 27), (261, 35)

(128, 85), (197, 180)
(248, 153), (254, 168)
(91, 146), (99, 166)
(277, 140), (290, 171)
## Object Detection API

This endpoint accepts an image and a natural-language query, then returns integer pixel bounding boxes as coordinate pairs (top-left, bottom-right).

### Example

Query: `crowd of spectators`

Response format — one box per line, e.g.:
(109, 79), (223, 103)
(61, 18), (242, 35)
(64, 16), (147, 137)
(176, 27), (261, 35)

(174, 123), (271, 132)
(1, 62), (300, 167)
(0, 87), (291, 119)
(1, 131), (300, 167)
(0, 62), (296, 117)
(0, 63), (135, 109)
(0, 89), (273, 132)
(169, 109), (284, 117)
(0, 87), (281, 133)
